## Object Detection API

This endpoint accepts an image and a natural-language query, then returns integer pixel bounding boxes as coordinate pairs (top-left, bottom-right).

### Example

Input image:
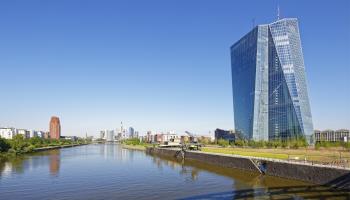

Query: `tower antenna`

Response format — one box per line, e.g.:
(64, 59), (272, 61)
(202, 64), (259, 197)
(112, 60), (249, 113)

(277, 5), (280, 20)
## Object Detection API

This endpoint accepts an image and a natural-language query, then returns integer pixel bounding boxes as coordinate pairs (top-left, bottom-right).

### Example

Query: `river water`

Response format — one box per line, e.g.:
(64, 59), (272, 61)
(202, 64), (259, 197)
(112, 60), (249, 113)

(0, 144), (348, 200)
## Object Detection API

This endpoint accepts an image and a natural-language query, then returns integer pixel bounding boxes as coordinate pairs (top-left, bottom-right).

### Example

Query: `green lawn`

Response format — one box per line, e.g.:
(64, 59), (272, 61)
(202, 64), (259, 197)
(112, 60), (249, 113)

(202, 147), (289, 160)
(202, 147), (350, 164)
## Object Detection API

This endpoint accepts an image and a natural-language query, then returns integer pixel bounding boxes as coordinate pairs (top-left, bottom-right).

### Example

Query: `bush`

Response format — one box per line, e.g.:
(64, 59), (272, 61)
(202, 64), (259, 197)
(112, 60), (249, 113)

(234, 139), (245, 147)
(0, 137), (11, 152)
(24, 145), (35, 153)
(29, 136), (43, 148)
(217, 139), (229, 147)
(123, 138), (142, 146)
(10, 135), (29, 154)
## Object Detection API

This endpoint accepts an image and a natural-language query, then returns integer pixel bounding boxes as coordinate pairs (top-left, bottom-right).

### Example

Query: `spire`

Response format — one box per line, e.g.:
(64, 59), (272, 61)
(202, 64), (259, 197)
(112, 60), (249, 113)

(277, 5), (280, 20)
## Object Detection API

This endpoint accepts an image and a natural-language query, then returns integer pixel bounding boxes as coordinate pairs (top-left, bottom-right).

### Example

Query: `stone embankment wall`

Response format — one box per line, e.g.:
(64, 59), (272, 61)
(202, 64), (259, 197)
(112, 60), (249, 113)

(146, 147), (350, 189)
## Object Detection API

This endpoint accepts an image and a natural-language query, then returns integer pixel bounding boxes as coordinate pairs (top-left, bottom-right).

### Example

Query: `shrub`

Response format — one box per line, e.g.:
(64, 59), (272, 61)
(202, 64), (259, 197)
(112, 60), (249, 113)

(0, 137), (11, 152)
(217, 139), (229, 147)
(234, 139), (245, 147)
(10, 134), (29, 154)
(124, 138), (142, 146)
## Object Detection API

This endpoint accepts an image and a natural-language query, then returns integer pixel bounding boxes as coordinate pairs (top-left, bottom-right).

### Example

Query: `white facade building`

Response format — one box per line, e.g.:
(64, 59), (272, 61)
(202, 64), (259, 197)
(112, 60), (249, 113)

(29, 130), (37, 138)
(36, 131), (45, 138)
(0, 128), (16, 139)
(17, 129), (29, 139)
(106, 130), (115, 142)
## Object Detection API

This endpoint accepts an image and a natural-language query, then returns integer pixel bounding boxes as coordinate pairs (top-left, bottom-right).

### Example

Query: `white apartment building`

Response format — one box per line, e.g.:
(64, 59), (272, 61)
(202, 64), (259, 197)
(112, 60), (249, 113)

(36, 131), (45, 138)
(0, 127), (17, 139)
(29, 130), (37, 138)
(17, 129), (29, 139)
(162, 133), (180, 143)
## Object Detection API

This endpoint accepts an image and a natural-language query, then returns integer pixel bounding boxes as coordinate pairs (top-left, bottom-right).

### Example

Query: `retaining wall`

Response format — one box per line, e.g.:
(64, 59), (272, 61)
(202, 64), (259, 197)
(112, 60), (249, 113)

(146, 147), (350, 189)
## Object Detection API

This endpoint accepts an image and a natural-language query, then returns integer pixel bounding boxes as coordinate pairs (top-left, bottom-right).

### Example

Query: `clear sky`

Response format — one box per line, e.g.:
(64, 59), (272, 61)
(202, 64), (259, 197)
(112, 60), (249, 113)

(0, 0), (349, 137)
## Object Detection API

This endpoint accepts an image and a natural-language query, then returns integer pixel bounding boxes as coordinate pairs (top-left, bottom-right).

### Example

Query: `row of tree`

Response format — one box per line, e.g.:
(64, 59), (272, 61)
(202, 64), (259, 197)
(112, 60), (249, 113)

(0, 135), (86, 154)
(217, 138), (308, 149)
(315, 141), (350, 149)
(216, 138), (350, 149)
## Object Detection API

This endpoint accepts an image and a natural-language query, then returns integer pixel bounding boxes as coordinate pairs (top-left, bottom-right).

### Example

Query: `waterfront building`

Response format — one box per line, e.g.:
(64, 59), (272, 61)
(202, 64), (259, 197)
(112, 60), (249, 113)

(61, 136), (78, 141)
(29, 130), (37, 138)
(231, 18), (313, 142)
(49, 116), (61, 140)
(129, 127), (135, 138)
(106, 130), (115, 142)
(214, 129), (236, 143)
(314, 129), (350, 143)
(100, 130), (106, 140)
(154, 134), (163, 144)
(17, 129), (30, 139)
(162, 133), (180, 144)
(146, 131), (152, 143)
(0, 127), (16, 139)
(36, 131), (45, 138)
(44, 131), (50, 139)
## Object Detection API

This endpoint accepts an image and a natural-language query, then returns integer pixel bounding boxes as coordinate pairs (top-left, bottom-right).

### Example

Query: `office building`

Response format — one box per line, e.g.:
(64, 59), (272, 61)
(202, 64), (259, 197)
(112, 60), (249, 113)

(231, 18), (313, 142)
(214, 129), (236, 143)
(129, 127), (135, 138)
(49, 116), (61, 140)
(314, 129), (350, 142)
(106, 130), (115, 142)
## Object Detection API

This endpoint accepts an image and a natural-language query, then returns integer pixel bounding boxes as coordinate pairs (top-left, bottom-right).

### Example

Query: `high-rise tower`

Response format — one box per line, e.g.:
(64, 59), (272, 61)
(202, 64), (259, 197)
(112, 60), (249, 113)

(49, 116), (61, 140)
(230, 18), (313, 143)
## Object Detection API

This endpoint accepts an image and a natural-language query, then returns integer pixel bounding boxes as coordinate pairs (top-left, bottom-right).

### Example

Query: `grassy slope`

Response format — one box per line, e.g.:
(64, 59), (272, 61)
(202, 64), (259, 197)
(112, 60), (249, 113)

(202, 147), (350, 164)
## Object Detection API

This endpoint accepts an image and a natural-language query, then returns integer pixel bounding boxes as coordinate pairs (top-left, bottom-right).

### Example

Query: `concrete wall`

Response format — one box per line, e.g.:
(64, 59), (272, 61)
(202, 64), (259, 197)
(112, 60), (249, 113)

(146, 147), (350, 189)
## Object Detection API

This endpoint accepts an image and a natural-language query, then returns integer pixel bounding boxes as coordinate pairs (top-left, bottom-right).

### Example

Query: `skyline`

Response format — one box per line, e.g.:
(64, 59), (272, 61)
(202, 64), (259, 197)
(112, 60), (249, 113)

(0, 0), (349, 137)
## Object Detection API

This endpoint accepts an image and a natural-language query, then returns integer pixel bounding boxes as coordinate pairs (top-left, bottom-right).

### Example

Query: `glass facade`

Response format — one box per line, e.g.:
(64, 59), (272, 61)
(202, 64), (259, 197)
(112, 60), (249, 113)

(231, 18), (313, 142)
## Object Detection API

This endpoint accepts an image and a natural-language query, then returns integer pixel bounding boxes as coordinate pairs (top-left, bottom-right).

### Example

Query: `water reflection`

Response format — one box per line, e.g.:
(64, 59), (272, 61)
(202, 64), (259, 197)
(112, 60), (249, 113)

(148, 153), (281, 188)
(0, 145), (348, 200)
(147, 152), (350, 199)
(48, 150), (60, 176)
(0, 150), (62, 178)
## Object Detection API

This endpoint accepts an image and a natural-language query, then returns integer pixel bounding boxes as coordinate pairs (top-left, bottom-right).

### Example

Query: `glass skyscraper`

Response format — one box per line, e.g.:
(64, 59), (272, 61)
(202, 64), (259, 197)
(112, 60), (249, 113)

(230, 18), (313, 142)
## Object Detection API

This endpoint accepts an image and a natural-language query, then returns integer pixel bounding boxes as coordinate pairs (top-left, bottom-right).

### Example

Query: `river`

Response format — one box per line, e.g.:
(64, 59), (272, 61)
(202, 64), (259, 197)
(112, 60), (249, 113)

(0, 144), (348, 199)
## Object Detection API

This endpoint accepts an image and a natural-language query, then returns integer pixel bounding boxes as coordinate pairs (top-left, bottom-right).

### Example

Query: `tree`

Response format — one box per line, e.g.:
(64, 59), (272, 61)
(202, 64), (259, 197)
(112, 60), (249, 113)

(0, 137), (11, 152)
(10, 134), (29, 153)
(29, 136), (43, 148)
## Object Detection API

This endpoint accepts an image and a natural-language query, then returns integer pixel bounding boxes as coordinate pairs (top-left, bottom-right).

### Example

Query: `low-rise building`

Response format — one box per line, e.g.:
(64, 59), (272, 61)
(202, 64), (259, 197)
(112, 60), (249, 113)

(43, 132), (50, 139)
(17, 129), (30, 139)
(61, 136), (78, 141)
(314, 129), (350, 142)
(29, 130), (37, 138)
(214, 128), (236, 143)
(0, 127), (16, 139)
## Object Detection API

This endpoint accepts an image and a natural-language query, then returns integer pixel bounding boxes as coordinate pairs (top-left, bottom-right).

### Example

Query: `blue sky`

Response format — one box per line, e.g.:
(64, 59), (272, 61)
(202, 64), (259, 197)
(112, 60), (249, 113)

(0, 0), (349, 137)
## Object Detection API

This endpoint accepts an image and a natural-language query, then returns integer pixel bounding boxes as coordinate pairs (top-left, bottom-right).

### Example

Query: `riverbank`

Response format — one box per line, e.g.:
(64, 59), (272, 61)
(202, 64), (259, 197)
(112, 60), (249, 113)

(0, 143), (88, 159)
(146, 147), (350, 190)
(121, 144), (155, 151)
(202, 146), (350, 167)
(33, 143), (88, 152)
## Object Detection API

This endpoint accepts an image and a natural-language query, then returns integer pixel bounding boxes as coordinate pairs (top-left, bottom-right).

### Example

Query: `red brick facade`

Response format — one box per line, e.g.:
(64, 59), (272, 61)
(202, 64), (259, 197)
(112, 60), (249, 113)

(50, 116), (61, 140)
